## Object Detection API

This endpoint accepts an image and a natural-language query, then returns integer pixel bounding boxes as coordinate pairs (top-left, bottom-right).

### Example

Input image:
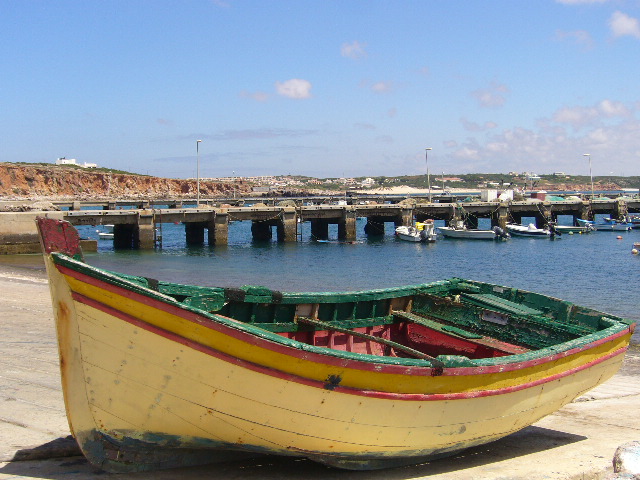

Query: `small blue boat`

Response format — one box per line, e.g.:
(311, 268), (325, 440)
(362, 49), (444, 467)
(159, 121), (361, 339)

(576, 218), (632, 232)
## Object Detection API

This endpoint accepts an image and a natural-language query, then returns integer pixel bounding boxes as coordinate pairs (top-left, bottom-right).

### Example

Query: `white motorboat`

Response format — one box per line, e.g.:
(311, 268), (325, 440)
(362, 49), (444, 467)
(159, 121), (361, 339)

(97, 224), (115, 240)
(438, 223), (510, 240)
(395, 221), (437, 243)
(506, 223), (551, 237)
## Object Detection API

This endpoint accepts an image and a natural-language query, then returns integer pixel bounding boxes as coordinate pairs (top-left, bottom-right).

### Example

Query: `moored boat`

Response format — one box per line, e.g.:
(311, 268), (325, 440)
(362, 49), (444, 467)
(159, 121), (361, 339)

(576, 218), (632, 232)
(624, 214), (640, 229)
(395, 220), (436, 242)
(97, 224), (115, 240)
(437, 223), (510, 240)
(506, 223), (551, 237)
(550, 224), (594, 234)
(35, 217), (636, 473)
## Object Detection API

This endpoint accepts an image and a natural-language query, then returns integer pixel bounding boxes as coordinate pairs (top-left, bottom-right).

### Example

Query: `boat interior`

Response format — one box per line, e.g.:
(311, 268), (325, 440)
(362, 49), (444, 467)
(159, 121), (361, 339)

(99, 266), (618, 361)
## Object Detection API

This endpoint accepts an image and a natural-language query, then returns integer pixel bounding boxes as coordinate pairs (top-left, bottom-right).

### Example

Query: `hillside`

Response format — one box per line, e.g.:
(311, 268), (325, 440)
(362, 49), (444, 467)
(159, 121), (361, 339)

(0, 163), (250, 201)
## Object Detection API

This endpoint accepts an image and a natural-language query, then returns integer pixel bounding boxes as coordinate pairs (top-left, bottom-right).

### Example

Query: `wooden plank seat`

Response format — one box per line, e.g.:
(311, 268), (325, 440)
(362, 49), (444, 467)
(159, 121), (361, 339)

(392, 310), (529, 357)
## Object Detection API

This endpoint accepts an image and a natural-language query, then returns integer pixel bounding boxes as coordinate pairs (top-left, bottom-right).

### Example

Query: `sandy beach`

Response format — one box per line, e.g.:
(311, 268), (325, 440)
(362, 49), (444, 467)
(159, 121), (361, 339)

(0, 261), (639, 479)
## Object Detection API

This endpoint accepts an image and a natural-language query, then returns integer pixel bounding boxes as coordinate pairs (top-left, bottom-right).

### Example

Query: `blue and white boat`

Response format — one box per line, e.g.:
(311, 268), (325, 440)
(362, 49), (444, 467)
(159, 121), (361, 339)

(576, 218), (632, 232)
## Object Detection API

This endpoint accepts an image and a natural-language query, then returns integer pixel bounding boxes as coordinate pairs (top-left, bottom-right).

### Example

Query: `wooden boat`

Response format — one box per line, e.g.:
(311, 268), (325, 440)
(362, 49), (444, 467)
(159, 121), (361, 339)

(395, 220), (436, 242)
(437, 224), (510, 240)
(36, 217), (636, 473)
(505, 223), (551, 237)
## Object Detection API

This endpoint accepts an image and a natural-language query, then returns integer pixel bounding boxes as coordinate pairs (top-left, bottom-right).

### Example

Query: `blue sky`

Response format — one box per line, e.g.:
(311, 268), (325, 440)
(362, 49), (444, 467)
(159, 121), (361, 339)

(2, 1), (640, 179)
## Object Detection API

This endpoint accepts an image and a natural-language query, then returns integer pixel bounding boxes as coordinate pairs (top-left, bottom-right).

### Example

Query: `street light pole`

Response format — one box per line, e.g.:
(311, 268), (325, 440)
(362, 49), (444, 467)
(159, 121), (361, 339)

(583, 153), (593, 199)
(196, 139), (202, 207)
(425, 148), (432, 202)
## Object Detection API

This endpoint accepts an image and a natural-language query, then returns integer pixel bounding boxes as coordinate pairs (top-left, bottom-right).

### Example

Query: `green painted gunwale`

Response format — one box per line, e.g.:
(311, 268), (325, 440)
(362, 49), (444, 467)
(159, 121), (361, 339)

(51, 252), (634, 370)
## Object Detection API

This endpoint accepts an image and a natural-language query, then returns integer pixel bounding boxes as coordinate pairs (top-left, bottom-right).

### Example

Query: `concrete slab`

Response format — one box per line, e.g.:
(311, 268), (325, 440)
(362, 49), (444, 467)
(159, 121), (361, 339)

(0, 265), (637, 480)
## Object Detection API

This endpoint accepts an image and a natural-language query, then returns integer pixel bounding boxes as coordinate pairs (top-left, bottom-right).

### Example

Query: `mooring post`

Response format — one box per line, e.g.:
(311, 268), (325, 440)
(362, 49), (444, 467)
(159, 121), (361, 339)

(614, 198), (628, 220)
(395, 207), (413, 227)
(137, 211), (155, 249)
(338, 207), (357, 241)
(209, 211), (228, 245)
(580, 201), (592, 222)
(277, 207), (297, 242)
(492, 203), (510, 229)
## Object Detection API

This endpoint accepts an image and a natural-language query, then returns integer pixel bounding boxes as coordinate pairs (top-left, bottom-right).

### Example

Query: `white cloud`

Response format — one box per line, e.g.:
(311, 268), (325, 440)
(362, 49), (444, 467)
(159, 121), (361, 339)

(275, 79), (312, 99)
(552, 105), (599, 128)
(609, 11), (640, 39)
(371, 81), (393, 93)
(341, 41), (367, 59)
(471, 82), (509, 108)
(554, 29), (594, 49)
(461, 117), (498, 132)
(452, 146), (480, 160)
(444, 99), (640, 175)
(551, 100), (632, 129)
(599, 99), (629, 117)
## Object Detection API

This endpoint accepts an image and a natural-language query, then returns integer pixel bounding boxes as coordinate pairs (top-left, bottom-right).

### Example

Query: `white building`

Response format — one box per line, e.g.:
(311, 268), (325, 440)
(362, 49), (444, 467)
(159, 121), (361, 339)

(55, 157), (98, 168)
(56, 157), (77, 165)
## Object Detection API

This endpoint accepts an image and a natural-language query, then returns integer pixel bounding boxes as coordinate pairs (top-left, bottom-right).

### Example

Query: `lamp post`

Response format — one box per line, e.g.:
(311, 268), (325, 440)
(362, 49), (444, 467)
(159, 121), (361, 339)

(196, 139), (202, 207)
(425, 148), (432, 202)
(583, 153), (593, 199)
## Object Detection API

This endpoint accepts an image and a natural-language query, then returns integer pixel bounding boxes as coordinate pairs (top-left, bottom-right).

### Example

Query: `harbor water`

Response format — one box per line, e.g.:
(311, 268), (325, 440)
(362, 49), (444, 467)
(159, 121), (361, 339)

(60, 216), (640, 343)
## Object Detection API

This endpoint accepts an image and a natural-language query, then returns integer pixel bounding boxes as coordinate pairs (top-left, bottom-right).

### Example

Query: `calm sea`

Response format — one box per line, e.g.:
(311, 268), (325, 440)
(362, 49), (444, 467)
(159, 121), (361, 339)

(64, 215), (640, 341)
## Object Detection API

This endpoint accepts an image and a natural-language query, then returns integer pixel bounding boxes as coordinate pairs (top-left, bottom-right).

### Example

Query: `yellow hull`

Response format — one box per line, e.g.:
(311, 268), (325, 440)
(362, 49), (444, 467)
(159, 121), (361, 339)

(43, 253), (629, 471)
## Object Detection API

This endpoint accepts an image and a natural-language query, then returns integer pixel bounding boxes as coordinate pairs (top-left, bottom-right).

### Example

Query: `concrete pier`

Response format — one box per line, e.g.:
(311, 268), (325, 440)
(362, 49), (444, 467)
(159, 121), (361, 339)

(1, 196), (639, 251)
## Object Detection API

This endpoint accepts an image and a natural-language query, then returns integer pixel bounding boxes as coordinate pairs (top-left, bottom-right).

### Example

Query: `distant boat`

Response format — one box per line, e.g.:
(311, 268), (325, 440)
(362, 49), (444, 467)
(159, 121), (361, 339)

(576, 218), (632, 232)
(548, 223), (594, 234)
(506, 223), (551, 237)
(34, 217), (637, 473)
(395, 220), (437, 243)
(97, 224), (114, 240)
(438, 223), (510, 240)
(625, 215), (640, 229)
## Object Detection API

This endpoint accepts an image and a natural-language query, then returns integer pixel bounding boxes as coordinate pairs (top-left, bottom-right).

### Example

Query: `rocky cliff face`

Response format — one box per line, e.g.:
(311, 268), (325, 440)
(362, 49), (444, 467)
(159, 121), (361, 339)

(0, 164), (250, 200)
